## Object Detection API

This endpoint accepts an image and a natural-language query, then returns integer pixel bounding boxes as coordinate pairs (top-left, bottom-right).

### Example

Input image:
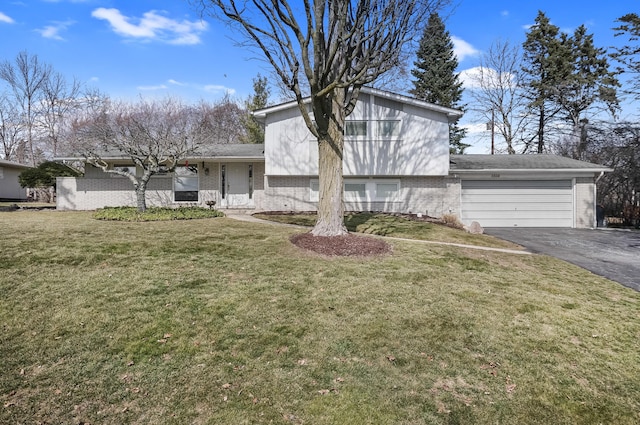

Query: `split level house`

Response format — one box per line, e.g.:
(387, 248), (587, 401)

(56, 87), (611, 228)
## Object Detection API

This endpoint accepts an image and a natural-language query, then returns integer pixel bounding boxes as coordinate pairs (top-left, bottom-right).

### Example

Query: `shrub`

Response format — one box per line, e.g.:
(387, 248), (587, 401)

(441, 213), (464, 229)
(93, 206), (224, 222)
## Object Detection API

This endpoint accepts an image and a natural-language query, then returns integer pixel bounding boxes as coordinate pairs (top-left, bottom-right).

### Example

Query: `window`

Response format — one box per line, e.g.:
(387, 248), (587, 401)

(174, 165), (198, 202)
(345, 121), (367, 137)
(376, 182), (399, 199)
(310, 179), (319, 202)
(221, 165), (226, 199)
(248, 164), (253, 199)
(111, 164), (136, 177)
(344, 182), (366, 199)
(377, 120), (401, 138)
(310, 179), (400, 202)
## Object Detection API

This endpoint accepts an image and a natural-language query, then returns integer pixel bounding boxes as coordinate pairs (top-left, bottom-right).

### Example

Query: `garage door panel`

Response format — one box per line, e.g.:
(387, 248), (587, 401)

(463, 180), (571, 189)
(463, 202), (573, 212)
(461, 180), (573, 228)
(463, 194), (572, 203)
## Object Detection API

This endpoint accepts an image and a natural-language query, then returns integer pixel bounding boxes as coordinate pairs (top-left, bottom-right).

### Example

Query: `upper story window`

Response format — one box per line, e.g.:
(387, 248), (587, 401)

(345, 121), (367, 137)
(345, 119), (401, 140)
(377, 120), (401, 138)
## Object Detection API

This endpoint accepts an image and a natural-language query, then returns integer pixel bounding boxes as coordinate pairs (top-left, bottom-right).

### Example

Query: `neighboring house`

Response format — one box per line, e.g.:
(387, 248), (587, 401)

(55, 87), (611, 228)
(0, 159), (31, 201)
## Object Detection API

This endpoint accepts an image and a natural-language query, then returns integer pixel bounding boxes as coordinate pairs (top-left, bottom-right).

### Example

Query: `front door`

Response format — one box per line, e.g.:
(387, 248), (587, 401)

(221, 163), (253, 208)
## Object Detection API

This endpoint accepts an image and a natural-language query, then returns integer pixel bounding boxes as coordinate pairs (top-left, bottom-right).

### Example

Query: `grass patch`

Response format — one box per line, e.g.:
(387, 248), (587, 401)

(93, 206), (224, 221)
(255, 212), (521, 249)
(1, 211), (639, 424)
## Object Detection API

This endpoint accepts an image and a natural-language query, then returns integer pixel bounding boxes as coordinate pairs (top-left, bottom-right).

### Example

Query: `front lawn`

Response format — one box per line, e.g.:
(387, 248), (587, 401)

(1, 211), (639, 424)
(254, 212), (522, 249)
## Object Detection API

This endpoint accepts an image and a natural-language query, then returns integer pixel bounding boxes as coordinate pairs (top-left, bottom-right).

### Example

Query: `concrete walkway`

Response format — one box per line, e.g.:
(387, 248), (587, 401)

(224, 213), (531, 256)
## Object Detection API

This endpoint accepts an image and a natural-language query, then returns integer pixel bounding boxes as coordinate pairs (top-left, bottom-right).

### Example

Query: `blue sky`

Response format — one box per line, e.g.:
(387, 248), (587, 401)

(0, 0), (635, 151)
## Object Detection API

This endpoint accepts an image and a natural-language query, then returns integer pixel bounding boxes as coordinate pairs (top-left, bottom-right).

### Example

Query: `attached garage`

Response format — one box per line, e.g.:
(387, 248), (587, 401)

(461, 180), (573, 227)
(450, 155), (612, 229)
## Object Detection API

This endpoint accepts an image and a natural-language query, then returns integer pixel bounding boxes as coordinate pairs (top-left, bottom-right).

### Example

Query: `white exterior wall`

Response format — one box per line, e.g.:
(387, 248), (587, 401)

(575, 177), (596, 228)
(56, 176), (174, 210)
(57, 161), (265, 211)
(0, 165), (28, 200)
(264, 93), (451, 177)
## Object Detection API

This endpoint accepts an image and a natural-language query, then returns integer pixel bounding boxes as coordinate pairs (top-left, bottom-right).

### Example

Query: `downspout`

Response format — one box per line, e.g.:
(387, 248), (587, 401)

(594, 171), (604, 228)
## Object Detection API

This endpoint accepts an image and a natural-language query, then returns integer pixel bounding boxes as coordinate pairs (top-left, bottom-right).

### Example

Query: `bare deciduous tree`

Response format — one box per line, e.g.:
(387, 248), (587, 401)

(468, 40), (531, 154)
(72, 97), (213, 212)
(194, 0), (447, 236)
(39, 71), (83, 158)
(0, 94), (24, 160)
(196, 94), (246, 144)
(0, 51), (51, 165)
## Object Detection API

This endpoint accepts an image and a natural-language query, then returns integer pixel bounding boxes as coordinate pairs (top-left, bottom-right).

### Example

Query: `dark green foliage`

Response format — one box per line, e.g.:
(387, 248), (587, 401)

(18, 161), (80, 188)
(522, 12), (618, 154)
(612, 13), (640, 98)
(521, 11), (570, 153)
(93, 206), (224, 221)
(242, 74), (270, 144)
(410, 13), (468, 154)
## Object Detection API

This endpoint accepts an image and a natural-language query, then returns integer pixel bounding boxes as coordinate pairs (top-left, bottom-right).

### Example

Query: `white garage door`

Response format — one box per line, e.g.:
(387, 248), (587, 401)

(461, 180), (573, 227)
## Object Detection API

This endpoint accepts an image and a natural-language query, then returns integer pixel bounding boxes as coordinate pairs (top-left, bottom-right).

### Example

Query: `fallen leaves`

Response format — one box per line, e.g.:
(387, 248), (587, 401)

(157, 333), (173, 344)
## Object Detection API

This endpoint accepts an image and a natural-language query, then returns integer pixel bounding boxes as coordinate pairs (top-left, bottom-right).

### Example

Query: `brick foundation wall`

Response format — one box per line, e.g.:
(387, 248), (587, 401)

(260, 175), (459, 218)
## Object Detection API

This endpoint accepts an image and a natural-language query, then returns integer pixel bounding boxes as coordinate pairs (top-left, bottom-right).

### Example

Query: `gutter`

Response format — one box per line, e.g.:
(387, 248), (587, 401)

(452, 167), (613, 174)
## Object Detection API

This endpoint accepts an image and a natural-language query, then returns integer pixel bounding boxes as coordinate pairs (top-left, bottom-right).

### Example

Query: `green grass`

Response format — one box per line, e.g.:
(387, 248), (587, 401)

(1, 211), (639, 424)
(254, 212), (521, 249)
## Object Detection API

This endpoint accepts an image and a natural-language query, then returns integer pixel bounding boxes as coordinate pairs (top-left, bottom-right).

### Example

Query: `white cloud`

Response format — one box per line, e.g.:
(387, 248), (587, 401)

(0, 12), (14, 24)
(501, 10), (509, 18)
(36, 20), (75, 40)
(204, 85), (236, 95)
(451, 36), (480, 62)
(91, 8), (208, 45)
(463, 122), (490, 135)
(458, 66), (516, 90)
(137, 84), (168, 91)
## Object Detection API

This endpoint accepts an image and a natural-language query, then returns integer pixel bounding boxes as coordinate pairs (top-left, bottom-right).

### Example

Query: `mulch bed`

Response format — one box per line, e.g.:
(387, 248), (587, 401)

(290, 232), (392, 257)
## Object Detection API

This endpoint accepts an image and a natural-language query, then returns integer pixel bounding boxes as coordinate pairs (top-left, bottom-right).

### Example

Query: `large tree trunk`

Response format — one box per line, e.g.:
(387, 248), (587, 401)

(311, 93), (348, 237)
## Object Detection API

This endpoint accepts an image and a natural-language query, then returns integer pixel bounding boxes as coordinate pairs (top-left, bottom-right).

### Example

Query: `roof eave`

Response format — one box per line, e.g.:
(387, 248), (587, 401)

(251, 87), (464, 119)
(452, 167), (613, 174)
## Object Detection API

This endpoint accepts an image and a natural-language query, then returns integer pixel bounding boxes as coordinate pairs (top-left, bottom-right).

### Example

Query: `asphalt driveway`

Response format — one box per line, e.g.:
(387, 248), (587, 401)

(485, 228), (640, 292)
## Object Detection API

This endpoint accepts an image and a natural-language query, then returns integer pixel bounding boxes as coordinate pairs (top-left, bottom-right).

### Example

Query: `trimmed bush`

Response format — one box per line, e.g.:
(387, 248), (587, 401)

(93, 206), (224, 222)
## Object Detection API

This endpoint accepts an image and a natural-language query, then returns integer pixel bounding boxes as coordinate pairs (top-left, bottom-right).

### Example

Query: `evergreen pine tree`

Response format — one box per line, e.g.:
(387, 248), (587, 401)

(410, 13), (468, 154)
(242, 74), (270, 144)
(612, 13), (640, 99)
(521, 11), (572, 153)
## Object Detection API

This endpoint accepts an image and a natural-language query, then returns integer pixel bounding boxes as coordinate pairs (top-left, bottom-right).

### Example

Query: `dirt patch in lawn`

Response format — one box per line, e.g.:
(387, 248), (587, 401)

(290, 232), (392, 257)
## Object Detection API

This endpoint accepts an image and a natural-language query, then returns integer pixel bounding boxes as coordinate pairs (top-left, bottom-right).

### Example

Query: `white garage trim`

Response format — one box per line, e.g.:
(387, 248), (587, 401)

(461, 180), (573, 228)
